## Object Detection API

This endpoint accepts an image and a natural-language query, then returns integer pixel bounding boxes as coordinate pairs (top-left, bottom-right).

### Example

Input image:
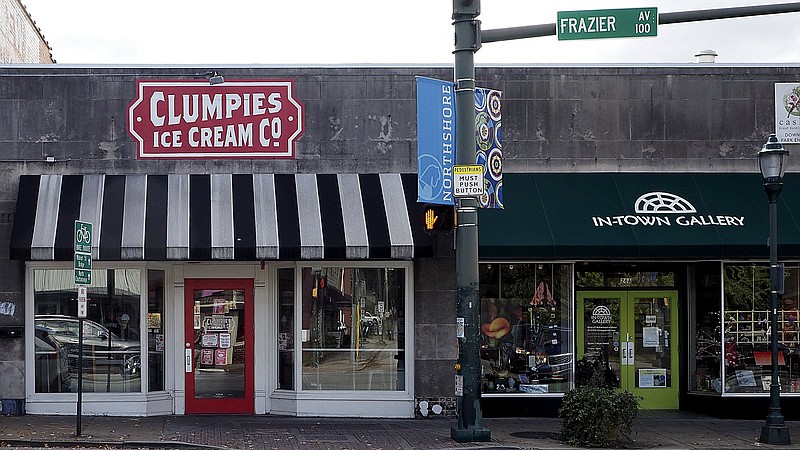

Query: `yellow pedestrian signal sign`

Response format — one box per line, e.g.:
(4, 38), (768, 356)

(423, 205), (454, 232)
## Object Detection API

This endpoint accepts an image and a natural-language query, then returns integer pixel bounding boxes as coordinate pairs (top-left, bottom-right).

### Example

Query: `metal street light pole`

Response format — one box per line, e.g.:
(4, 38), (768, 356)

(758, 134), (791, 446)
(451, 0), (490, 443)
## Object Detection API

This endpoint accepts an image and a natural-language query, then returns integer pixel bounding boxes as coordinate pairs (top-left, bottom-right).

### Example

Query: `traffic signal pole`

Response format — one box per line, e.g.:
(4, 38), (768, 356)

(451, 0), (490, 443)
(448, 1), (800, 444)
(480, 3), (800, 43)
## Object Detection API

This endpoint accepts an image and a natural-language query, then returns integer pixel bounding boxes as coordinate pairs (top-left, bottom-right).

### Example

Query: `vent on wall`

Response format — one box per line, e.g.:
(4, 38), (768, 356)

(695, 49), (718, 63)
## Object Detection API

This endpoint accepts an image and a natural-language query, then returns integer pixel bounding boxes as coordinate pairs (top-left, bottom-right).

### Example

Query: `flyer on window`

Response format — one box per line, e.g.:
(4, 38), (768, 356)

(642, 327), (660, 347)
(219, 333), (231, 349)
(200, 349), (213, 365)
(201, 333), (218, 348)
(215, 349), (228, 365)
(639, 368), (667, 388)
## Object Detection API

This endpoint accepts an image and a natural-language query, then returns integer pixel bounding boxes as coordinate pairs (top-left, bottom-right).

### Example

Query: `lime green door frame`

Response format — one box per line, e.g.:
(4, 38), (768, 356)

(577, 290), (679, 409)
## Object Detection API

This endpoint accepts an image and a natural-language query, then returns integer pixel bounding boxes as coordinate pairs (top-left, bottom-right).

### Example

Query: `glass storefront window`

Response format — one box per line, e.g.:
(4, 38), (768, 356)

(300, 267), (405, 391)
(34, 268), (142, 393)
(147, 270), (165, 392)
(479, 263), (574, 394)
(722, 264), (800, 394)
(689, 263), (723, 394)
(278, 268), (294, 390)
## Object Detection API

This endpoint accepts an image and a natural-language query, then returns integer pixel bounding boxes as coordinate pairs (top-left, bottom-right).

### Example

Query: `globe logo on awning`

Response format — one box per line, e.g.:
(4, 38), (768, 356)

(634, 192), (696, 214)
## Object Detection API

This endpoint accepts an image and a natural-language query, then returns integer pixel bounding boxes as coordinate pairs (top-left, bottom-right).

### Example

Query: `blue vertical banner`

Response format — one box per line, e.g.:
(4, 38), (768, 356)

(416, 77), (455, 205)
(475, 87), (503, 209)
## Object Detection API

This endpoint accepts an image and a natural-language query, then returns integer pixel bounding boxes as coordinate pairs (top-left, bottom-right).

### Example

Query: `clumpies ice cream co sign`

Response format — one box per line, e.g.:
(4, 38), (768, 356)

(128, 80), (304, 159)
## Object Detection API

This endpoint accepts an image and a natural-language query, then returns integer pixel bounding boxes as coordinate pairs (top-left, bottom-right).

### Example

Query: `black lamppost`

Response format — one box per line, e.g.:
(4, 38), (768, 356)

(758, 134), (791, 445)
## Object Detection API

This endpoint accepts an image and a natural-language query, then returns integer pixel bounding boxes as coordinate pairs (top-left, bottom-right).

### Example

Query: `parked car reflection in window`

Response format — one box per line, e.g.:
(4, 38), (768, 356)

(34, 315), (141, 379)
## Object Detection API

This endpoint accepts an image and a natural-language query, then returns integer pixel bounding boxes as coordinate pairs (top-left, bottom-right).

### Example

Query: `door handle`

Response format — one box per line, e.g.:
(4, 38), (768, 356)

(621, 342), (635, 366)
(621, 341), (629, 365)
(185, 348), (192, 373)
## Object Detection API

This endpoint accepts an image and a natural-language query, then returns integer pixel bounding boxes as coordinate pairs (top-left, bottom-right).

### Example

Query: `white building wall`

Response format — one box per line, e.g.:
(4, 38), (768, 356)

(0, 0), (54, 63)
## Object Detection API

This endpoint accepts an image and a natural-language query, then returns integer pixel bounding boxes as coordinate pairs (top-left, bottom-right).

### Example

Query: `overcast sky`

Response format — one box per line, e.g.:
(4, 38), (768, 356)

(19, 1), (800, 65)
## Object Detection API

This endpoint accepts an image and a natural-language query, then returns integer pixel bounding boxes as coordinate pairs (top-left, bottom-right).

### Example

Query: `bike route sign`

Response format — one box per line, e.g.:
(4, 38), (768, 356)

(74, 220), (92, 285)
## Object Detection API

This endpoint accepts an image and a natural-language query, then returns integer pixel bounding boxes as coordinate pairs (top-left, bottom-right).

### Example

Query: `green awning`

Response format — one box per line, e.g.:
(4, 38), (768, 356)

(478, 173), (800, 260)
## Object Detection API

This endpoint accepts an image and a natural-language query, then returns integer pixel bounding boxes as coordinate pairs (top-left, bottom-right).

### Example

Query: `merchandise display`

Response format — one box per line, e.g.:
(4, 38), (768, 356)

(690, 264), (800, 395)
(479, 263), (573, 395)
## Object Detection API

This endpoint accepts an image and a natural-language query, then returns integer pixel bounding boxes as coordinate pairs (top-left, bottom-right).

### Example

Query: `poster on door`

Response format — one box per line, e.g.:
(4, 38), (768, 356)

(200, 349), (214, 365)
(642, 327), (660, 347)
(219, 333), (231, 349)
(213, 299), (228, 314)
(638, 368), (667, 388)
(215, 349), (228, 366)
(201, 333), (219, 348)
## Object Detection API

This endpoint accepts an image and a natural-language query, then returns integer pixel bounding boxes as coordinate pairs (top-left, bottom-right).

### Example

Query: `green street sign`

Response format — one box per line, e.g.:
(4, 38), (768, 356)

(75, 269), (91, 285)
(74, 253), (92, 270)
(74, 220), (92, 285)
(557, 8), (657, 41)
(74, 220), (93, 254)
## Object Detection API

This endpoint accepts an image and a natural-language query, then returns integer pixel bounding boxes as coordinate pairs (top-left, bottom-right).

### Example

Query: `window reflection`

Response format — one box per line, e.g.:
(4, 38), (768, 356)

(301, 267), (405, 391)
(278, 268), (294, 390)
(721, 264), (800, 394)
(147, 270), (165, 392)
(192, 288), (246, 399)
(479, 263), (574, 394)
(690, 263), (800, 396)
(34, 269), (142, 393)
(689, 263), (723, 394)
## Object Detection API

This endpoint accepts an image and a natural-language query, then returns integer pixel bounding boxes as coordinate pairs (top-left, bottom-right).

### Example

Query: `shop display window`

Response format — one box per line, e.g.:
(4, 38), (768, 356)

(721, 264), (800, 394)
(33, 269), (142, 393)
(689, 262), (722, 394)
(479, 263), (573, 395)
(147, 270), (165, 392)
(277, 268), (294, 390)
(300, 267), (405, 391)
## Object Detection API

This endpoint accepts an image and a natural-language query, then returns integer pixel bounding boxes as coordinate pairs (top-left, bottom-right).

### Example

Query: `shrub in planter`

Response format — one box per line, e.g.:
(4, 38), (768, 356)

(559, 355), (640, 447)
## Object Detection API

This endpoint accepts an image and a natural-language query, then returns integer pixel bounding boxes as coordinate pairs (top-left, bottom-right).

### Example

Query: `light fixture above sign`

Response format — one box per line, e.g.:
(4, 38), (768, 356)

(204, 70), (224, 85)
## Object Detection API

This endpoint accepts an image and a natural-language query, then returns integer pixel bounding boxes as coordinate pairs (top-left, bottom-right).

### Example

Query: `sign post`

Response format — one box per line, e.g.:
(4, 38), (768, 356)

(73, 220), (91, 437)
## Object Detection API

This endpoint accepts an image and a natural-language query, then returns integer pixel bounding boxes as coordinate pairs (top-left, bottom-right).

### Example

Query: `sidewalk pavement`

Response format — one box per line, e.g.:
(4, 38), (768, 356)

(1, 411), (799, 449)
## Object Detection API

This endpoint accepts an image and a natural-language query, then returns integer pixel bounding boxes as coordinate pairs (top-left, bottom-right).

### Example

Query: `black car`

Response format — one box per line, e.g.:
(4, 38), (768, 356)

(34, 325), (71, 392)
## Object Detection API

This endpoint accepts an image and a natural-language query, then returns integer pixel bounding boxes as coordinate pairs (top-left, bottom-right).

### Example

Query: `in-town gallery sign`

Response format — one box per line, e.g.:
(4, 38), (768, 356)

(591, 191), (745, 228)
(128, 80), (304, 159)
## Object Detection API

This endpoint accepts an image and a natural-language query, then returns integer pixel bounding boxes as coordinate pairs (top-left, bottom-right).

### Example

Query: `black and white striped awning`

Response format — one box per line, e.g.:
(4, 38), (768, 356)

(10, 173), (434, 261)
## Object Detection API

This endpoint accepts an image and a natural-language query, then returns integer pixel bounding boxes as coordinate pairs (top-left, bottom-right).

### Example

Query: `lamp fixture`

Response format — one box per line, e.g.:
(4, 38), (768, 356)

(204, 70), (224, 85)
(45, 156), (55, 163)
(758, 134), (788, 181)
